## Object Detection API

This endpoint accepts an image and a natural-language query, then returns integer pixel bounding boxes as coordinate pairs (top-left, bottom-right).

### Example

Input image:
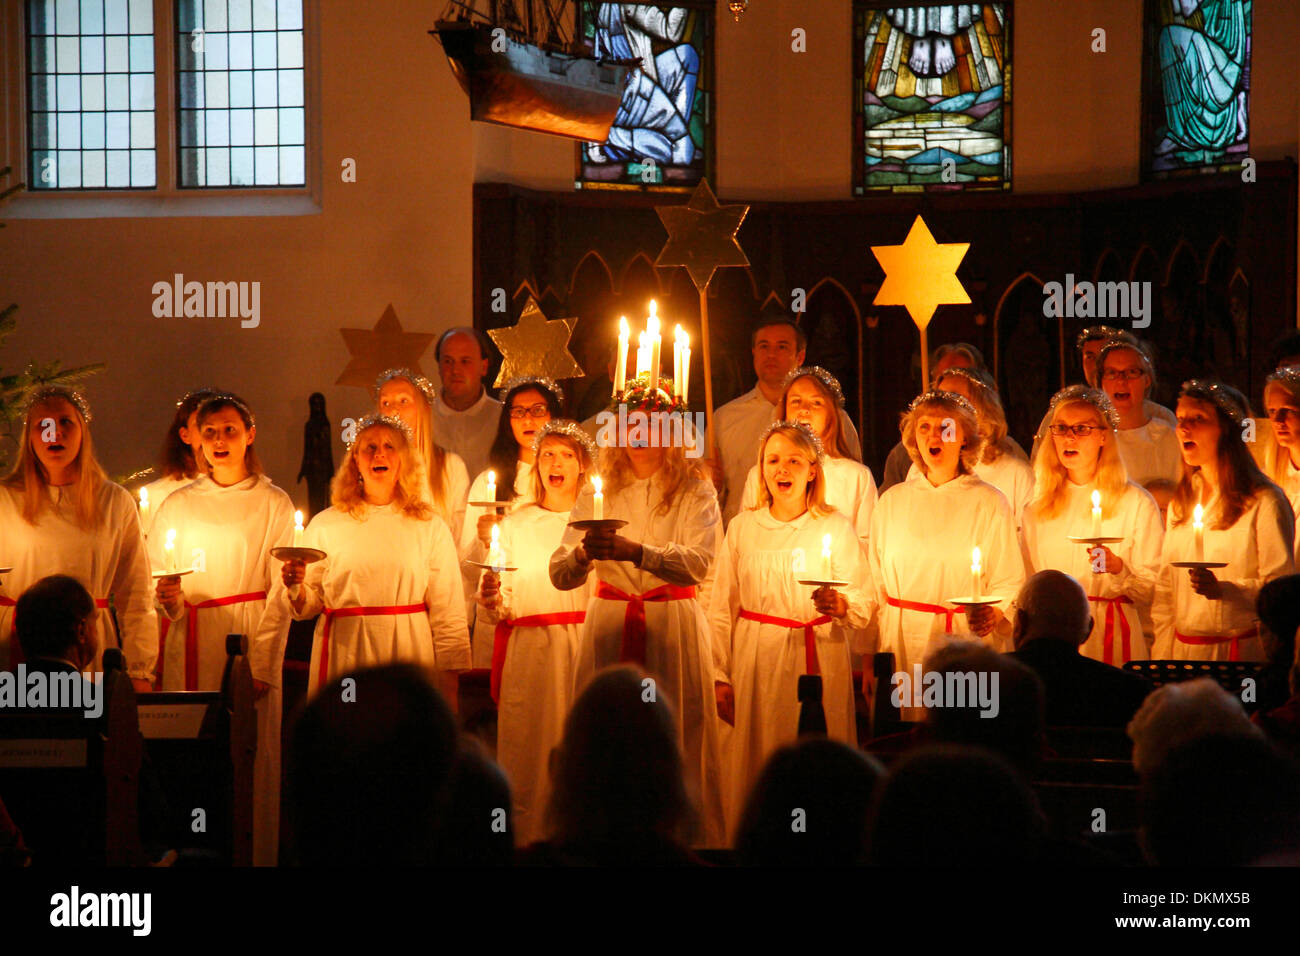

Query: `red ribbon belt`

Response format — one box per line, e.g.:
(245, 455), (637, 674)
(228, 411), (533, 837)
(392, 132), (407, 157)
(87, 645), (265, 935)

(738, 608), (831, 676)
(885, 595), (965, 635)
(6, 597), (105, 669)
(1175, 625), (1258, 662)
(1088, 594), (1134, 666)
(490, 611), (586, 703)
(594, 581), (696, 665)
(319, 603), (426, 687)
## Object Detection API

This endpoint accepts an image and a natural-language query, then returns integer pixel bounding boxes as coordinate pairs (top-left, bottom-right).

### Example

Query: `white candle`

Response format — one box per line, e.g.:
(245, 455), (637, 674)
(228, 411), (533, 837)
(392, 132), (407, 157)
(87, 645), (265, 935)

(971, 546), (982, 600)
(635, 331), (649, 381)
(294, 509), (304, 547)
(1193, 503), (1205, 562)
(614, 316), (629, 396)
(673, 323), (683, 398)
(821, 533), (832, 581)
(488, 523), (502, 569)
(1090, 490), (1102, 539)
(485, 469), (497, 502)
(680, 329), (691, 404)
(138, 487), (150, 534)
(592, 475), (604, 521)
(165, 528), (177, 574)
(648, 305), (662, 396)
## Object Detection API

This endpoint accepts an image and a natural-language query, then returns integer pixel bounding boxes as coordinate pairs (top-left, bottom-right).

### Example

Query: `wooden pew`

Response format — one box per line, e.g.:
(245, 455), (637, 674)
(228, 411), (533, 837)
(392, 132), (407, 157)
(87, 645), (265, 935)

(0, 648), (145, 866)
(137, 633), (256, 866)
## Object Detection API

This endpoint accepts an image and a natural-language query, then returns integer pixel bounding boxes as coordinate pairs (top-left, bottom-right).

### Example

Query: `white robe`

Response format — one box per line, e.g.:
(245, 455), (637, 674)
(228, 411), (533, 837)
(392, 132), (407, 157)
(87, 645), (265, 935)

(1022, 481), (1164, 665)
(149, 473), (294, 866)
(461, 462), (536, 669)
(709, 507), (872, 834)
(0, 481), (158, 681)
(740, 456), (879, 544)
(711, 386), (862, 525)
(140, 473), (197, 538)
(1115, 417), (1182, 488)
(432, 391), (502, 483)
(436, 451), (471, 552)
(1275, 458), (1300, 564)
(908, 451), (1034, 535)
(869, 473), (1025, 681)
(550, 474), (726, 846)
(1152, 484), (1296, 661)
(477, 504), (590, 846)
(286, 502), (471, 696)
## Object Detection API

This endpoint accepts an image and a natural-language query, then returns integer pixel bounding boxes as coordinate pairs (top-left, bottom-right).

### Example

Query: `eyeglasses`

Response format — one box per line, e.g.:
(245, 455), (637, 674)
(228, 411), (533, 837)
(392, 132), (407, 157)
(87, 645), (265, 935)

(508, 404), (550, 420)
(1049, 423), (1103, 438)
(1101, 368), (1147, 382)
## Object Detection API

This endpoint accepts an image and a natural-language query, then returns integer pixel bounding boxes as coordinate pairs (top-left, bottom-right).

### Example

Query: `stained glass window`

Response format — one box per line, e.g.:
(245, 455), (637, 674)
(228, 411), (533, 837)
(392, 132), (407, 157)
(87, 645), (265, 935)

(176, 0), (305, 187)
(1142, 0), (1251, 179)
(575, 2), (712, 192)
(27, 0), (158, 189)
(853, 3), (1011, 193)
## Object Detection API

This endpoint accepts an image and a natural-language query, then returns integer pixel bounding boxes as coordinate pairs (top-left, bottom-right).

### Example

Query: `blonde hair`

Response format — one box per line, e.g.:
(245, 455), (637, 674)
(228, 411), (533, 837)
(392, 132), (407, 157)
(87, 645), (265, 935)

(2, 389), (107, 527)
(330, 422), (433, 521)
(376, 373), (454, 527)
(1257, 378), (1300, 487)
(1030, 398), (1129, 521)
(900, 393), (981, 477)
(530, 432), (593, 505)
(752, 423), (834, 518)
(597, 442), (703, 517)
(936, 368), (1015, 465)
(777, 371), (854, 460)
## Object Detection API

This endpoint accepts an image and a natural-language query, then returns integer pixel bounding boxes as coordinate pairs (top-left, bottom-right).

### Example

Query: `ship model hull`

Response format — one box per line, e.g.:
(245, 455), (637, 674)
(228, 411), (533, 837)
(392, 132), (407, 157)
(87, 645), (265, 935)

(433, 20), (629, 142)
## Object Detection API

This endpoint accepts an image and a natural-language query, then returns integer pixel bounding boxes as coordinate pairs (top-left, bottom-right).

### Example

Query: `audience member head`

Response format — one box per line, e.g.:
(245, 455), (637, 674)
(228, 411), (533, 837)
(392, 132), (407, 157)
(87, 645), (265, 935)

(736, 738), (883, 866)
(1258, 574), (1300, 678)
(1140, 735), (1300, 865)
(14, 575), (98, 669)
(1126, 677), (1261, 776)
(900, 390), (981, 481)
(433, 738), (515, 865)
(921, 641), (1046, 774)
(287, 665), (458, 865)
(777, 367), (852, 459)
(868, 745), (1045, 866)
(545, 666), (695, 852)
(435, 327), (492, 407)
(3, 386), (107, 528)
(1012, 570), (1092, 650)
(157, 386), (220, 480)
(751, 319), (807, 396)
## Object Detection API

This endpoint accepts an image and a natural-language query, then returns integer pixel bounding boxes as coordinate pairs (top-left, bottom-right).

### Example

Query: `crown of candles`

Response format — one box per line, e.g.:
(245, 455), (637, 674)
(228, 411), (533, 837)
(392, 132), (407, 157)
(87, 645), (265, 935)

(611, 301), (691, 404)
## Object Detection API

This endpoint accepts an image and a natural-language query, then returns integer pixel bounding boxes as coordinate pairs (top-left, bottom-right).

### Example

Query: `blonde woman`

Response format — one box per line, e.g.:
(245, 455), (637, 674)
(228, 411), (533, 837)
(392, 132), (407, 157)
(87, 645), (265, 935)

(1022, 386), (1164, 665)
(740, 367), (878, 544)
(476, 420), (595, 846)
(711, 421), (872, 832)
(550, 385), (725, 846)
(0, 386), (157, 690)
(279, 414), (470, 697)
(1153, 381), (1295, 662)
(869, 391), (1024, 684)
(1258, 365), (1300, 537)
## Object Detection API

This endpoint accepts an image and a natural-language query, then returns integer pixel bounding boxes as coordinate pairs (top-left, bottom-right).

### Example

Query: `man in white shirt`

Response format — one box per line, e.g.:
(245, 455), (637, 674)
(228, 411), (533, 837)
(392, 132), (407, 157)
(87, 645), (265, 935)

(710, 318), (861, 525)
(432, 327), (502, 480)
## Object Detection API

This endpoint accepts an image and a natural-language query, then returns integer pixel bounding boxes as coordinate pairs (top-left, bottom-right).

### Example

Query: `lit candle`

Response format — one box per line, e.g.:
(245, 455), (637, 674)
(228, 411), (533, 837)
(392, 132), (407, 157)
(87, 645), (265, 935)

(1193, 503), (1205, 562)
(673, 323), (684, 398)
(821, 533), (833, 581)
(294, 509), (304, 547)
(138, 486), (150, 531)
(1090, 490), (1102, 539)
(592, 474), (604, 521)
(165, 528), (177, 574)
(614, 316), (629, 396)
(648, 301), (662, 396)
(635, 330), (649, 381)
(680, 328), (691, 404)
(485, 469), (497, 502)
(488, 523), (502, 569)
(971, 546), (982, 600)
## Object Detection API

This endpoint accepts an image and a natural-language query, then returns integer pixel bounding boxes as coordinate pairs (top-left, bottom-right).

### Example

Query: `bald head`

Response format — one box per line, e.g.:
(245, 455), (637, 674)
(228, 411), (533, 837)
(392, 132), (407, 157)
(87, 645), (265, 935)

(436, 327), (490, 407)
(1012, 570), (1092, 650)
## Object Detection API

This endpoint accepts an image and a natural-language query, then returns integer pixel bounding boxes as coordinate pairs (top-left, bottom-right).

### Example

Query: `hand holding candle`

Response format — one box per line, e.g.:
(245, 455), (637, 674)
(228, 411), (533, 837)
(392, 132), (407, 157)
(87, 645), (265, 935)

(592, 475), (604, 521)
(1193, 503), (1205, 561)
(1090, 490), (1101, 538)
(971, 546), (982, 600)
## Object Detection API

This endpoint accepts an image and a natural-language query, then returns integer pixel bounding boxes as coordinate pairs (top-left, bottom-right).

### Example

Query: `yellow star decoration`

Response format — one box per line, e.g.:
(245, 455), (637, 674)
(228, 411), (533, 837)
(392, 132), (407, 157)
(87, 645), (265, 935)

(871, 215), (970, 330)
(336, 304), (435, 389)
(655, 179), (750, 290)
(487, 296), (585, 387)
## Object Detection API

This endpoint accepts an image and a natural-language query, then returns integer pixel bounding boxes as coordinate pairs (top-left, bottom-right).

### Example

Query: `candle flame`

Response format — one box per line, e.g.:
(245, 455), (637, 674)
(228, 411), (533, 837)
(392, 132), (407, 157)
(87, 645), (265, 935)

(1091, 490), (1101, 509)
(165, 528), (176, 549)
(294, 509), (304, 530)
(592, 475), (602, 494)
(619, 316), (628, 336)
(821, 533), (832, 558)
(490, 524), (500, 547)
(649, 299), (658, 318)
(1193, 503), (1204, 527)
(971, 545), (981, 570)
(139, 487), (148, 507)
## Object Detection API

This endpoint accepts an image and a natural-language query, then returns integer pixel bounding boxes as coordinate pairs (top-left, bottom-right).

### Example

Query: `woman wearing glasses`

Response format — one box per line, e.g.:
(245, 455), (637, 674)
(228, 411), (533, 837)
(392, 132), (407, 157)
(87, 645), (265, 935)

(1258, 366), (1300, 545)
(1152, 381), (1295, 662)
(1095, 341), (1181, 489)
(1023, 387), (1164, 665)
(461, 377), (564, 667)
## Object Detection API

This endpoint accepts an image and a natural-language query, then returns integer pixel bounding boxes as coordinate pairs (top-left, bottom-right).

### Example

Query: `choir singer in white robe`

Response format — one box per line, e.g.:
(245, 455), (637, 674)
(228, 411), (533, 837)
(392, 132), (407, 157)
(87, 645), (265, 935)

(1095, 341), (1182, 490)
(139, 387), (219, 537)
(1153, 381), (1295, 661)
(1023, 386), (1164, 666)
(279, 414), (471, 698)
(1257, 366), (1300, 557)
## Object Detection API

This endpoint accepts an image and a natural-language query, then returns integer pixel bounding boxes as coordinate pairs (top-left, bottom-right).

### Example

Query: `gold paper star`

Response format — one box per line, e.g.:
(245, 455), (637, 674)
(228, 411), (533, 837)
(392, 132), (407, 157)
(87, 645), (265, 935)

(336, 304), (435, 388)
(871, 215), (970, 330)
(487, 296), (584, 387)
(655, 179), (750, 290)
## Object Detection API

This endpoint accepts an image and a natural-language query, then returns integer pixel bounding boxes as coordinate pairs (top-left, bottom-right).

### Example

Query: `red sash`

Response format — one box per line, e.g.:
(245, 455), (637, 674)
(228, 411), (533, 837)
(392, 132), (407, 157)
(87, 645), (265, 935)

(1175, 625), (1258, 662)
(490, 611), (586, 703)
(1088, 594), (1134, 666)
(4, 597), (106, 669)
(158, 591), (268, 691)
(885, 595), (964, 634)
(318, 603), (426, 688)
(594, 581), (696, 665)
(739, 608), (831, 676)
